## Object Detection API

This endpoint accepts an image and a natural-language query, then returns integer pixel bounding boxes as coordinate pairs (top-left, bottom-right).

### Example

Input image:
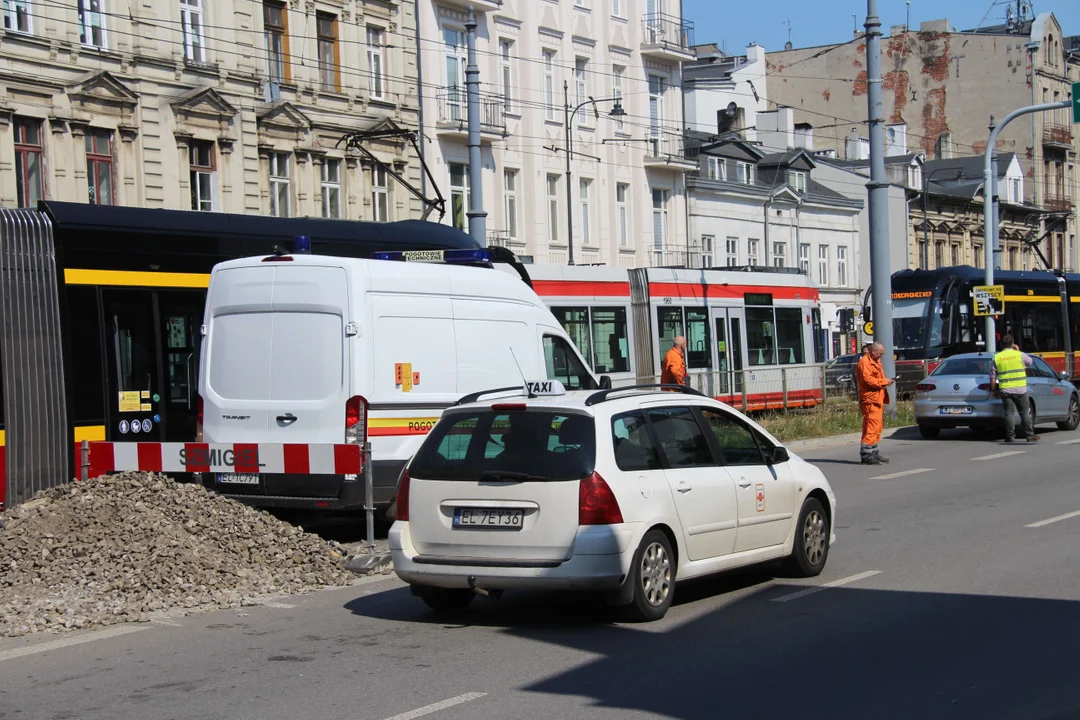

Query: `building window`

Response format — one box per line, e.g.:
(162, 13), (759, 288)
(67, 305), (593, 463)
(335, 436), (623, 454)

(817, 245), (829, 286)
(85, 129), (113, 206)
(502, 169), (518, 239)
(737, 161), (755, 185)
(934, 241), (944, 269)
(372, 166), (389, 222)
(1008, 247), (1018, 271)
(611, 0), (623, 17)
(789, 170), (806, 192)
(612, 65), (625, 130)
(701, 235), (714, 268)
(547, 173), (560, 243)
(450, 163), (470, 231)
(321, 158), (341, 219)
(579, 179), (594, 245)
(79, 0), (105, 47)
(726, 237), (738, 266)
(707, 157), (726, 181)
(317, 12), (339, 91)
(499, 39), (513, 113)
(268, 151), (290, 217)
(574, 0), (590, 7)
(264, 0), (288, 83)
(190, 140), (215, 211)
(648, 75), (665, 149)
(837, 246), (848, 286)
(4, 0), (31, 32)
(543, 50), (556, 122)
(772, 242), (786, 268)
(180, 0), (204, 62)
(747, 238), (759, 266)
(652, 189), (668, 262)
(1022, 247), (1029, 271)
(616, 183), (629, 247)
(367, 26), (386, 99)
(951, 243), (960, 266)
(444, 28), (466, 121)
(575, 58), (590, 126)
(799, 243), (810, 274)
(13, 117), (43, 209)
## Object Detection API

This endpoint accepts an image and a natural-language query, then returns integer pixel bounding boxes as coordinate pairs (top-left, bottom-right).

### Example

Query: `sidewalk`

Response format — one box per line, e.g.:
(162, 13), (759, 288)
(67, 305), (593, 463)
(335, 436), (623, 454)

(785, 426), (912, 453)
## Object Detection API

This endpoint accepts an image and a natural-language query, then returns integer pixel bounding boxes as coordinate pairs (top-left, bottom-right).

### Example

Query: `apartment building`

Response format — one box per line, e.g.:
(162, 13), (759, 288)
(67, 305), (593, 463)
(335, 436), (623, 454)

(1, 0), (422, 219)
(416, 0), (696, 266)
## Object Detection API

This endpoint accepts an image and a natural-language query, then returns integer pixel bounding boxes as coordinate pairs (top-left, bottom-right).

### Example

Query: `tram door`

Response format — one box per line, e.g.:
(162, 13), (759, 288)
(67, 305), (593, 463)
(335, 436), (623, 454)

(101, 289), (204, 443)
(714, 308), (746, 399)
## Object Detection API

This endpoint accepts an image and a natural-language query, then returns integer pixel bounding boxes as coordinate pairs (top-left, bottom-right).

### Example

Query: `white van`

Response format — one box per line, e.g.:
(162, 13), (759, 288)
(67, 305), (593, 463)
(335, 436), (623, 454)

(197, 250), (604, 514)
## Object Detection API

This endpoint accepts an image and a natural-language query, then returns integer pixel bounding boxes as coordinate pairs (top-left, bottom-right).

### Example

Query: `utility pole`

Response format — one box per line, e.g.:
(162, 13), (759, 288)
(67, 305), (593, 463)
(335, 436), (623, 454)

(865, 0), (895, 413)
(464, 8), (486, 245)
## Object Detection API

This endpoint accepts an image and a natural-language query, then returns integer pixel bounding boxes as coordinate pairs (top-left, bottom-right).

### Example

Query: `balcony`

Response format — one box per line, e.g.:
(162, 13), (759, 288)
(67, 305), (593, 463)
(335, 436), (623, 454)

(643, 130), (698, 171)
(433, 0), (503, 12)
(435, 89), (507, 141)
(1043, 192), (1074, 212)
(1043, 124), (1074, 150)
(641, 13), (695, 61)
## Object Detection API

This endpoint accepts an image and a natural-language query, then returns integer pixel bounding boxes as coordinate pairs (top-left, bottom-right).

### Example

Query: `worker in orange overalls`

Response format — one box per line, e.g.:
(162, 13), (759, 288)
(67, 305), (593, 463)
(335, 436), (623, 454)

(856, 341), (895, 466)
(660, 336), (687, 390)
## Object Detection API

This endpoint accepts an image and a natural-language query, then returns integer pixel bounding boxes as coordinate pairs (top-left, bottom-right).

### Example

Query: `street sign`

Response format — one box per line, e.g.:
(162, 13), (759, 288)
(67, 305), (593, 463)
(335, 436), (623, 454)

(1073, 82), (1080, 124)
(863, 321), (874, 335)
(973, 285), (1004, 317)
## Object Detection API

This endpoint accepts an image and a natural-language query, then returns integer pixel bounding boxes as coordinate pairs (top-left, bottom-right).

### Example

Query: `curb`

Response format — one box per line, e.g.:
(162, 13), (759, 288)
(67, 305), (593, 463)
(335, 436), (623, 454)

(785, 426), (911, 453)
(342, 552), (393, 575)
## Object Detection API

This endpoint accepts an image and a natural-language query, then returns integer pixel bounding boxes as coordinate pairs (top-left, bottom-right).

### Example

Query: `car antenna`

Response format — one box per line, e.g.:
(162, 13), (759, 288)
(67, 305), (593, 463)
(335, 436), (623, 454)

(509, 347), (535, 398)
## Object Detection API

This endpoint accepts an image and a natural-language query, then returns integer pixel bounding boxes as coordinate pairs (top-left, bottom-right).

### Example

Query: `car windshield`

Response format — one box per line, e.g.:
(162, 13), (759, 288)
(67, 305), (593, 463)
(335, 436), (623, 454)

(409, 409), (596, 481)
(931, 358), (992, 376)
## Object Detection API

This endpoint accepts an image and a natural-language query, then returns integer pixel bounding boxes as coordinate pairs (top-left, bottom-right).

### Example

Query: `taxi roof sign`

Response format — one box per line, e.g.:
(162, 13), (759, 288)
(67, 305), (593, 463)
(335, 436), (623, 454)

(525, 380), (566, 396)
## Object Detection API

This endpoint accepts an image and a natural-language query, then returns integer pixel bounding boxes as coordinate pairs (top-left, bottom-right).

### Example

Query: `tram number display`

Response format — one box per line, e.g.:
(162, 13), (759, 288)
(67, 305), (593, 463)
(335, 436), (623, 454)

(973, 285), (1004, 317)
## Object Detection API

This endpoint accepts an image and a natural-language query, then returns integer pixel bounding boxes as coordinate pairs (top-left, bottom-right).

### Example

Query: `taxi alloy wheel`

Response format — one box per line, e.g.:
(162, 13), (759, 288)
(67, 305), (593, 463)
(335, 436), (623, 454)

(1058, 395), (1080, 431)
(785, 497), (829, 578)
(621, 529), (675, 622)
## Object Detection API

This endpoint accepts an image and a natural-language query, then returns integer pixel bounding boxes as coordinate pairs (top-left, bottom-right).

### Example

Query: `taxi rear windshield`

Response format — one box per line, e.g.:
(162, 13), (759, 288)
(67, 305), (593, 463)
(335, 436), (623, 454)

(409, 410), (596, 481)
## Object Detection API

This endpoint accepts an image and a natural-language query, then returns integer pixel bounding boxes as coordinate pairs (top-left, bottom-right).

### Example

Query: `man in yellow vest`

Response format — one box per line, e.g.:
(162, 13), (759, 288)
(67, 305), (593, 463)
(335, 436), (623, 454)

(991, 334), (1039, 443)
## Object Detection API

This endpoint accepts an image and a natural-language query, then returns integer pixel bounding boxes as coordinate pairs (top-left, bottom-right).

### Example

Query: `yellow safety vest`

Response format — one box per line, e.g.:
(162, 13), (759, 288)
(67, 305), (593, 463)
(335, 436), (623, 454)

(993, 349), (1027, 390)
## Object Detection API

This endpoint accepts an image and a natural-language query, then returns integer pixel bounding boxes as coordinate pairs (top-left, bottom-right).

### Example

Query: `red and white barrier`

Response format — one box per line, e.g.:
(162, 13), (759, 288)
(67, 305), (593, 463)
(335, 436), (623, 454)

(89, 442), (363, 477)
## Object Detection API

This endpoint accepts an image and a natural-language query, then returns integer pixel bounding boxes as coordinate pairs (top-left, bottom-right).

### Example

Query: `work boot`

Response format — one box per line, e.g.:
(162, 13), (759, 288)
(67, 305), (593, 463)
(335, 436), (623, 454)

(861, 455), (882, 466)
(874, 453), (890, 464)
(1004, 437), (1015, 443)
(1027, 434), (1041, 443)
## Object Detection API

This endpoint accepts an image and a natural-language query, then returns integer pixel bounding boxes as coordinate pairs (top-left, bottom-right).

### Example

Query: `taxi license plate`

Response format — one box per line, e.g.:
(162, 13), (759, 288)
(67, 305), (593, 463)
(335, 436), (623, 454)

(453, 508), (524, 529)
(938, 406), (974, 415)
(217, 473), (260, 485)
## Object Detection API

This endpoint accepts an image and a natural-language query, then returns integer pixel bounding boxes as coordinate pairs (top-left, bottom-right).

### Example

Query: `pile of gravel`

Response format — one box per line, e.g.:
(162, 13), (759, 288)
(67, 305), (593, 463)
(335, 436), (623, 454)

(0, 472), (357, 637)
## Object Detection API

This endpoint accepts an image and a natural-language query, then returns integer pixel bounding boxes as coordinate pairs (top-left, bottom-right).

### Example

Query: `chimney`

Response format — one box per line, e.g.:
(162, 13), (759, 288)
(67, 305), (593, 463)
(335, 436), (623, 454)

(745, 42), (765, 65)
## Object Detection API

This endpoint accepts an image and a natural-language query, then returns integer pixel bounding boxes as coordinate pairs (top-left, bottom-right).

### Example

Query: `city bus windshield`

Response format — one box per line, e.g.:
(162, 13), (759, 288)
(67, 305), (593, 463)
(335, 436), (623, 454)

(892, 296), (942, 350)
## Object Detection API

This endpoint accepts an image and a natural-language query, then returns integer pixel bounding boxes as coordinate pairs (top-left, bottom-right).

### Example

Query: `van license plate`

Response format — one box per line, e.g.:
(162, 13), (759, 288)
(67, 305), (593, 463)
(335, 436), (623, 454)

(938, 406), (973, 415)
(217, 473), (260, 485)
(453, 508), (524, 529)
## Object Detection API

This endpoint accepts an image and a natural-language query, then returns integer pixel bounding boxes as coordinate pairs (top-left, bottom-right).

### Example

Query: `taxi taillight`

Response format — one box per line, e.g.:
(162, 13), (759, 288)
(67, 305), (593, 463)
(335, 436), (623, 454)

(579, 472), (623, 525)
(345, 396), (368, 444)
(396, 467), (410, 522)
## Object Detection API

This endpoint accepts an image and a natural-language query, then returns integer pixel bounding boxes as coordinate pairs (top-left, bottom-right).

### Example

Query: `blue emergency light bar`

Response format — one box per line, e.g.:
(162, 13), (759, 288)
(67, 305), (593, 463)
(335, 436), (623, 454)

(292, 235), (311, 254)
(372, 248), (494, 264)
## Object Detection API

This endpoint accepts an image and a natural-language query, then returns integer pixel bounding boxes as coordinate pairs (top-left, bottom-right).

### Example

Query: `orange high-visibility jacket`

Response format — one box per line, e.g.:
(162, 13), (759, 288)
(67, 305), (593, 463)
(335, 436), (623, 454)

(660, 347), (687, 386)
(857, 355), (891, 405)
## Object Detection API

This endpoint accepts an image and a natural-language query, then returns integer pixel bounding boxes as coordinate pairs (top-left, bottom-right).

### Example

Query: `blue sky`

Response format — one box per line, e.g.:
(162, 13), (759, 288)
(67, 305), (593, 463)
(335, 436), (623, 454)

(682, 0), (1079, 54)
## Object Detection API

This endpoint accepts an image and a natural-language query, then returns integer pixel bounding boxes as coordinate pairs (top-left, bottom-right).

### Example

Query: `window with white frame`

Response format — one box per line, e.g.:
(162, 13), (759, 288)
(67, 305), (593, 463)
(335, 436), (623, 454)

(450, 162), (469, 231)
(737, 161), (755, 185)
(747, 238), (759, 266)
(268, 152), (290, 217)
(788, 170), (806, 192)
(1008, 177), (1021, 203)
(798, 242), (810, 274)
(611, 0), (624, 17)
(817, 244), (829, 286)
(616, 183), (629, 247)
(648, 75), (665, 152)
(773, 242), (786, 268)
(321, 158), (341, 219)
(575, 58), (589, 127)
(547, 174), (560, 243)
(500, 169), (518, 239)
(580, 178), (593, 245)
(316, 11), (339, 91)
(3, 0), (31, 32)
(725, 236), (738, 266)
(707, 157), (725, 181)
(367, 26), (386, 99)
(264, 0), (287, 83)
(372, 166), (389, 222)
(190, 140), (216, 211)
(611, 65), (625, 130)
(543, 50), (556, 122)
(701, 235), (714, 268)
(837, 246), (848, 286)
(444, 28), (467, 121)
(499, 39), (514, 113)
(79, 0), (105, 47)
(574, 0), (590, 8)
(181, 0), (204, 62)
(652, 189), (668, 261)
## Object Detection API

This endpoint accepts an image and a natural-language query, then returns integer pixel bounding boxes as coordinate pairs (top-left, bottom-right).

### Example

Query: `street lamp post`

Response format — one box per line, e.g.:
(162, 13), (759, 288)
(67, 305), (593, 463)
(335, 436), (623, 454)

(562, 80), (626, 266)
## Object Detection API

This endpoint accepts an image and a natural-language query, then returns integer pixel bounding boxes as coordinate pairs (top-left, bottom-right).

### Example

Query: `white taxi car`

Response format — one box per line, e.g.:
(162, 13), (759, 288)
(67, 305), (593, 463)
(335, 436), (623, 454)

(389, 382), (837, 621)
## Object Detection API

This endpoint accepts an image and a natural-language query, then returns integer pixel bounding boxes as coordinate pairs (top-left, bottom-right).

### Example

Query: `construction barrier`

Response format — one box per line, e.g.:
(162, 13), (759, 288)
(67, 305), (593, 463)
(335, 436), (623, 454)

(88, 442), (363, 477)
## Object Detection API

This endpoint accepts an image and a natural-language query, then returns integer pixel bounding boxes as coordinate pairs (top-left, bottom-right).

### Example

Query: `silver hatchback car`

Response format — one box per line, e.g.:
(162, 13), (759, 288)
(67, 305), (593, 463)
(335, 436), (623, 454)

(914, 352), (1080, 439)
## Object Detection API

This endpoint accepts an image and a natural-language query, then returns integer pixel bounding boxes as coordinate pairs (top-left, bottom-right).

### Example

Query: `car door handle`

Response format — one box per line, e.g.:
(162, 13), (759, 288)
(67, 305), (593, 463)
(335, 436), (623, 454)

(276, 414), (297, 424)
(738, 480), (752, 488)
(676, 481), (692, 493)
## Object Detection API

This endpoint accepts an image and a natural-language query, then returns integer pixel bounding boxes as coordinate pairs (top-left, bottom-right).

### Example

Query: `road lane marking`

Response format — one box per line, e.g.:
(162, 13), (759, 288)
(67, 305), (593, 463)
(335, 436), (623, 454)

(0, 625), (147, 663)
(770, 570), (882, 603)
(383, 693), (487, 720)
(1026, 509), (1080, 528)
(972, 450), (1026, 460)
(869, 468), (933, 480)
(1056, 439), (1080, 445)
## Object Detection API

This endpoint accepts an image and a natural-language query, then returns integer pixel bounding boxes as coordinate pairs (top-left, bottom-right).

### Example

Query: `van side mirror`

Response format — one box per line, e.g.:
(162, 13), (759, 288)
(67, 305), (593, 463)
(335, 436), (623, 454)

(599, 375), (613, 390)
(768, 446), (790, 464)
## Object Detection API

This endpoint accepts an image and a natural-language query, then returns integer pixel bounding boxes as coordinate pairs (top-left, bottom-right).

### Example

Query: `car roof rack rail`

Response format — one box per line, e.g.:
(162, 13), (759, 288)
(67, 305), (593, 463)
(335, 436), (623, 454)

(454, 385), (526, 407)
(584, 384), (706, 407)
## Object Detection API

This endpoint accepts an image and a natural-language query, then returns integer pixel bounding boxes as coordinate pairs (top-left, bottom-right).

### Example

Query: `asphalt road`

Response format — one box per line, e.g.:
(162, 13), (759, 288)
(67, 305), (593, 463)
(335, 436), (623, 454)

(3, 424), (1080, 720)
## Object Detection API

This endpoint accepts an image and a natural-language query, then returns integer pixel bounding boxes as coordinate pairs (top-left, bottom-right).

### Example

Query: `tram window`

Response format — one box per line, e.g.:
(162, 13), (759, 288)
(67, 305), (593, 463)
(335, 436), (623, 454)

(590, 307), (629, 374)
(811, 308), (825, 363)
(746, 307), (777, 366)
(543, 335), (597, 391)
(685, 308), (712, 369)
(657, 307), (683, 352)
(552, 307), (592, 369)
(775, 308), (805, 365)
(1004, 303), (1064, 353)
(67, 286), (105, 424)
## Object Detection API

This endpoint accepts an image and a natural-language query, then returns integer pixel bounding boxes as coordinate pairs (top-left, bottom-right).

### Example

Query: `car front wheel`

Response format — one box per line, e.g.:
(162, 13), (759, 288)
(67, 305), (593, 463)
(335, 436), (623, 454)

(620, 530), (675, 622)
(784, 498), (830, 578)
(1058, 394), (1080, 431)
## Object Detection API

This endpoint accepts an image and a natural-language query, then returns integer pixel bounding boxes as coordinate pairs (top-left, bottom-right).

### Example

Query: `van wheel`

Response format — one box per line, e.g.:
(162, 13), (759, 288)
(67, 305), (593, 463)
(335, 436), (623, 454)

(918, 423), (940, 439)
(1058, 395), (1080, 431)
(619, 530), (675, 623)
(411, 585), (474, 613)
(783, 498), (830, 578)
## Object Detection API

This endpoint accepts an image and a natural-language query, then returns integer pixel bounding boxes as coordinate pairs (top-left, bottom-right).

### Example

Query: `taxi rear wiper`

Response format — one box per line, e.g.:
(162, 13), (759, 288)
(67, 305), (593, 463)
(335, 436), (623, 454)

(480, 471), (552, 483)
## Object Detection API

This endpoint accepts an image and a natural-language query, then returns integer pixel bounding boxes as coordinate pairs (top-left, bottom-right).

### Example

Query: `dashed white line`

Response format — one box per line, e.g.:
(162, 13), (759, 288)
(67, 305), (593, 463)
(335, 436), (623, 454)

(1026, 509), (1080, 528)
(0, 625), (147, 663)
(868, 468), (934, 480)
(972, 450), (1027, 460)
(1056, 438), (1080, 445)
(382, 693), (487, 720)
(770, 570), (882, 603)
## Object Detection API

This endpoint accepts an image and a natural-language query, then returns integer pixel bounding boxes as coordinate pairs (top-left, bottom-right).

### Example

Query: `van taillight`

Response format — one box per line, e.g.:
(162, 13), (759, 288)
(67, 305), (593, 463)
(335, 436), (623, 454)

(579, 472), (623, 525)
(196, 394), (204, 442)
(345, 395), (368, 444)
(396, 467), (410, 522)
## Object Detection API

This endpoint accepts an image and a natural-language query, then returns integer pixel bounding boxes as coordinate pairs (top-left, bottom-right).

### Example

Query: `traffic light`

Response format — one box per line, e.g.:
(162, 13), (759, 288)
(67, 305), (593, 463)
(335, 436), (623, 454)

(838, 308), (854, 333)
